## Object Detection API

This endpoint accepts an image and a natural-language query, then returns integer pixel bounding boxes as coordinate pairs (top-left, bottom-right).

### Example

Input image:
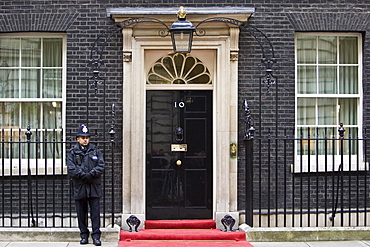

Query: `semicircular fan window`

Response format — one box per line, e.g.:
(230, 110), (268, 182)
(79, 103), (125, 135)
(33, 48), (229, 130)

(147, 53), (212, 84)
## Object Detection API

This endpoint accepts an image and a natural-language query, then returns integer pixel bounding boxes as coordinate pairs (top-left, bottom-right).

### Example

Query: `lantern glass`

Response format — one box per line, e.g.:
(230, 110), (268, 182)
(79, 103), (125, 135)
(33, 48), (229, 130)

(171, 30), (193, 54)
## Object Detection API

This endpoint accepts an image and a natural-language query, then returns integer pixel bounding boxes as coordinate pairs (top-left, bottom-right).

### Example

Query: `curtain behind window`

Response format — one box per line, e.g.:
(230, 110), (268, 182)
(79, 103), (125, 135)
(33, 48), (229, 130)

(296, 34), (360, 156)
(297, 35), (359, 128)
(0, 36), (63, 159)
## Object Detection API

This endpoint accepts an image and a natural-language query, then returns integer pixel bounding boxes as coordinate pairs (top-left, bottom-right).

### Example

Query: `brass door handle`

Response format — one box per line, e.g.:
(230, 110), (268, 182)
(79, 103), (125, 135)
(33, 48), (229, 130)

(176, 160), (182, 166)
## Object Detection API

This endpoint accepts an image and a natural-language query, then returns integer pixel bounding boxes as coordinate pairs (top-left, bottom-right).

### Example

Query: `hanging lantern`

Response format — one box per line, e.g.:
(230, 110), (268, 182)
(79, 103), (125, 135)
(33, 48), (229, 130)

(169, 6), (195, 54)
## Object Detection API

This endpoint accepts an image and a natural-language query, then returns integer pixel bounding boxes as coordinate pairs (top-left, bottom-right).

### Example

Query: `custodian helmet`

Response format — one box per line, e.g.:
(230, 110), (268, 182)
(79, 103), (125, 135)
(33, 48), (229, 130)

(76, 124), (91, 137)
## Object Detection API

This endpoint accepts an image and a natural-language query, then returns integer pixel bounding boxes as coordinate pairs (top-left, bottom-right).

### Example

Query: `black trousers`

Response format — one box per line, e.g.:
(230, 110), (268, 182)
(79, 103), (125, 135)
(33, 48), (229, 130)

(75, 197), (101, 240)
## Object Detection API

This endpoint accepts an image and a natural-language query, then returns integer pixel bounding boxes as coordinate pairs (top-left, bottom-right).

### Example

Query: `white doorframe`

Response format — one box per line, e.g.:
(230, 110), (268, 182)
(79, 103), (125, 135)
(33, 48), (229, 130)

(116, 13), (245, 230)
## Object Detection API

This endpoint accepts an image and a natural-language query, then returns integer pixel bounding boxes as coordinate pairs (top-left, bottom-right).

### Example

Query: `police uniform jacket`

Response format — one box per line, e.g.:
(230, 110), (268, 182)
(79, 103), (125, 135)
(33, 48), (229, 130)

(67, 143), (105, 200)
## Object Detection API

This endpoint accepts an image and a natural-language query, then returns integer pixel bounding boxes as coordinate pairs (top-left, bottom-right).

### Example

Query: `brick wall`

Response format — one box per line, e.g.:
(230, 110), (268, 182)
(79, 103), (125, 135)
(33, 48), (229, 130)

(1, 0), (370, 217)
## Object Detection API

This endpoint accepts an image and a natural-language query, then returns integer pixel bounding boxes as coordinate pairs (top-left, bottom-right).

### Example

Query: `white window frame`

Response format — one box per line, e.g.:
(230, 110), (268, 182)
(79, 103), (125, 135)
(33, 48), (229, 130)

(0, 32), (67, 176)
(294, 32), (364, 173)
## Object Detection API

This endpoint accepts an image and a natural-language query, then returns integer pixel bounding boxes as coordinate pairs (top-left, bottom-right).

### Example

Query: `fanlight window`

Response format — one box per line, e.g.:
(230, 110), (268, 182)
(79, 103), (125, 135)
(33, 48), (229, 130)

(147, 53), (212, 84)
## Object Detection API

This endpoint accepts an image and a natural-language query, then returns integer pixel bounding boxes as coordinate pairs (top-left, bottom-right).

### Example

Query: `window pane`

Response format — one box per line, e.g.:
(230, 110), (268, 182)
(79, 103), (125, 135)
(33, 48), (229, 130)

(342, 127), (358, 155)
(318, 98), (336, 125)
(297, 36), (316, 64)
(21, 38), (41, 67)
(21, 102), (40, 129)
(43, 69), (62, 98)
(147, 72), (170, 84)
(297, 127), (338, 156)
(43, 102), (62, 129)
(297, 98), (315, 125)
(43, 38), (62, 67)
(0, 38), (20, 67)
(21, 69), (40, 97)
(0, 69), (18, 98)
(0, 102), (19, 128)
(316, 127), (337, 155)
(318, 36), (337, 64)
(297, 127), (317, 155)
(340, 66), (358, 94)
(189, 74), (210, 84)
(339, 37), (358, 64)
(1, 129), (21, 159)
(174, 53), (184, 73)
(153, 63), (172, 82)
(44, 130), (63, 158)
(318, 66), (337, 94)
(339, 98), (357, 125)
(298, 66), (316, 94)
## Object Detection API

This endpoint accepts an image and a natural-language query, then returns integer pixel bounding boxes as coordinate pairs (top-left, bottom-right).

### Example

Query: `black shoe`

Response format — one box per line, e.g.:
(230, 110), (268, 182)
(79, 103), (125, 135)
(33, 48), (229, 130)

(80, 238), (88, 245)
(93, 239), (101, 246)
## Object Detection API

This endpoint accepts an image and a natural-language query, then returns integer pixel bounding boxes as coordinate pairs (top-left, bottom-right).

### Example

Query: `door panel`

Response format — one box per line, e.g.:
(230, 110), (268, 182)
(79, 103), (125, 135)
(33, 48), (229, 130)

(146, 90), (213, 219)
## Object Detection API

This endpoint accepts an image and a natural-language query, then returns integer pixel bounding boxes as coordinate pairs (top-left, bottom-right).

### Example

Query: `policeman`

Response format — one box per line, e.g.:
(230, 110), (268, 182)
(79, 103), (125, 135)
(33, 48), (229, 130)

(67, 124), (105, 246)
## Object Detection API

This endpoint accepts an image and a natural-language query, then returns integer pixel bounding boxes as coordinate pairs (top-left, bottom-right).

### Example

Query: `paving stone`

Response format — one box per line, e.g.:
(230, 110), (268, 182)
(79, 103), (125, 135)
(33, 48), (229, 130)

(305, 241), (370, 247)
(251, 242), (309, 247)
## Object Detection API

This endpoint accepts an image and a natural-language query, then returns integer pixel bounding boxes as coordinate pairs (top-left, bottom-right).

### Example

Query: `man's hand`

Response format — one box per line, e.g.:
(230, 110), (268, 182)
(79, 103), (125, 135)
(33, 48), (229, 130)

(81, 172), (93, 182)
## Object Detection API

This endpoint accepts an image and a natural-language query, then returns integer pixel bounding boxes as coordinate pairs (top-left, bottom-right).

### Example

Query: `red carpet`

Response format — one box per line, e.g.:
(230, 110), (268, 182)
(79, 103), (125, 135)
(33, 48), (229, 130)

(145, 219), (216, 229)
(118, 219), (254, 247)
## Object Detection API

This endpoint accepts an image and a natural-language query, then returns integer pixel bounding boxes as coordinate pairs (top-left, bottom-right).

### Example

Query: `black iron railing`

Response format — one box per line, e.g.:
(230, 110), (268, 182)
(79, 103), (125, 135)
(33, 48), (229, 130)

(2, 124), (369, 228)
(244, 124), (370, 227)
(0, 127), (119, 228)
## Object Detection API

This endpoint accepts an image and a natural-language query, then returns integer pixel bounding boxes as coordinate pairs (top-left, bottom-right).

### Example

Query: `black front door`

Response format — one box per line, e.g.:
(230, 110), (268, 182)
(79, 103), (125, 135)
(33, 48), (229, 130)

(146, 90), (213, 220)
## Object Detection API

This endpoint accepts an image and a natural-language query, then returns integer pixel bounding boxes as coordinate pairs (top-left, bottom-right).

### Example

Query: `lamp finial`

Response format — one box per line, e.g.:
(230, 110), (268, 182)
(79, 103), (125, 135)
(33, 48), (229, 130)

(177, 6), (187, 19)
